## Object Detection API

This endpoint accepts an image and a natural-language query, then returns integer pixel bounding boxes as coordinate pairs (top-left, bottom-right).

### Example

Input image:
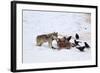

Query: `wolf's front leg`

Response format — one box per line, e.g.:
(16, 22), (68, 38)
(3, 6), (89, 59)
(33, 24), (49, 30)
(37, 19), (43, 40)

(48, 40), (52, 48)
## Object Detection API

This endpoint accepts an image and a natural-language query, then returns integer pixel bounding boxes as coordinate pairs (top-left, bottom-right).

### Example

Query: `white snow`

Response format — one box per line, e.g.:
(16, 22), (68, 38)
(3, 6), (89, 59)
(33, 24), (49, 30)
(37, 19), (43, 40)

(23, 10), (91, 63)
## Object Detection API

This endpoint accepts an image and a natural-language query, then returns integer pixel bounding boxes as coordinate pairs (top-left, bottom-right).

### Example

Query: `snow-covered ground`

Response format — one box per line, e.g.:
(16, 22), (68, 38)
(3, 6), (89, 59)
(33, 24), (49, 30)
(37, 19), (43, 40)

(23, 10), (91, 63)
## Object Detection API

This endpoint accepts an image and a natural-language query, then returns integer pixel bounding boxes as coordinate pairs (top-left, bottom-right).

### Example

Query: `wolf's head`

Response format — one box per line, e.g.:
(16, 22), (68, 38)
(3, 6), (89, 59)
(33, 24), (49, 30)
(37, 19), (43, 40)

(51, 32), (58, 40)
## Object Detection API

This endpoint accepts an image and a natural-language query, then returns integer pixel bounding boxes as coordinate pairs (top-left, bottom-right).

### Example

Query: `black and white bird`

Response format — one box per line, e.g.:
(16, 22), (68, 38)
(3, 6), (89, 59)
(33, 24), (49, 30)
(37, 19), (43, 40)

(75, 33), (79, 39)
(84, 42), (90, 48)
(74, 40), (80, 46)
(76, 46), (85, 52)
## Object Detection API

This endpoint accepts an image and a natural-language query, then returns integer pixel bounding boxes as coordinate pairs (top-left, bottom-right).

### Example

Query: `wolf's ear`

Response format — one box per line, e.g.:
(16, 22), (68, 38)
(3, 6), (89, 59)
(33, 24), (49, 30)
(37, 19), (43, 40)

(66, 36), (72, 41)
(53, 32), (57, 34)
(54, 32), (58, 36)
(54, 32), (58, 34)
(56, 32), (58, 35)
(63, 37), (67, 40)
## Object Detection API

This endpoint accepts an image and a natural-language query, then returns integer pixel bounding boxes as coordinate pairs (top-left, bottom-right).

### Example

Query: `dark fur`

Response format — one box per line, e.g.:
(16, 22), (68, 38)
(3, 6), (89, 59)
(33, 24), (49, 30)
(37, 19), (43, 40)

(52, 36), (72, 50)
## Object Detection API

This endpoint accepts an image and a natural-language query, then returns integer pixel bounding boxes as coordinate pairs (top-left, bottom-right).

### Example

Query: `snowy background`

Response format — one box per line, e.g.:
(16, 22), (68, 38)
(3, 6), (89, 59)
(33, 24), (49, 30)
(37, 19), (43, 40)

(23, 10), (91, 63)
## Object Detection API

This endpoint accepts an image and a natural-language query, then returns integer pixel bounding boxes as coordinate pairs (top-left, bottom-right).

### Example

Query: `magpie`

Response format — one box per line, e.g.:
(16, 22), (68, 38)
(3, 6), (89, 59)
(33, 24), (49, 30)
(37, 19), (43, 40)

(75, 33), (79, 39)
(74, 40), (80, 46)
(84, 42), (90, 48)
(76, 46), (85, 52)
